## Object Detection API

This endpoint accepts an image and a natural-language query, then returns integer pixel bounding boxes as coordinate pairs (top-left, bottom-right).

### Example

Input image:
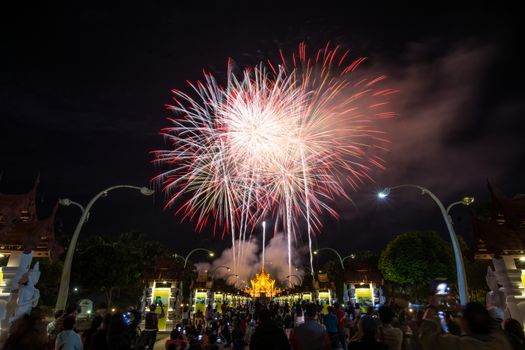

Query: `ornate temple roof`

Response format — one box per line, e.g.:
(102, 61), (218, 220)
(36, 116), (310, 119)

(471, 183), (525, 258)
(0, 177), (38, 226)
(0, 177), (61, 258)
(143, 256), (183, 281)
(343, 260), (383, 283)
(245, 266), (281, 298)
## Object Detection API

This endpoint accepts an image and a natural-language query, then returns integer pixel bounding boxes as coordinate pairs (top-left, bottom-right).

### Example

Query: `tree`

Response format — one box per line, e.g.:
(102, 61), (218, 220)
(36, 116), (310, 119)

(323, 260), (344, 302)
(71, 232), (173, 308)
(37, 258), (63, 306)
(379, 231), (453, 300)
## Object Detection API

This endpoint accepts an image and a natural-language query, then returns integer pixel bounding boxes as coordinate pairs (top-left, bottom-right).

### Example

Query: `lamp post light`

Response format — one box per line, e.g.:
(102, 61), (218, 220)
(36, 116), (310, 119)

(313, 248), (355, 270)
(177, 248), (215, 269)
(377, 184), (474, 305)
(55, 185), (154, 311)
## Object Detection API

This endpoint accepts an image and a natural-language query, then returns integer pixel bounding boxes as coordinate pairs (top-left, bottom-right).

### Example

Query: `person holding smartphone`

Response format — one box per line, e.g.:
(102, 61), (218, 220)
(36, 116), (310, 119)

(419, 300), (513, 350)
(142, 303), (165, 349)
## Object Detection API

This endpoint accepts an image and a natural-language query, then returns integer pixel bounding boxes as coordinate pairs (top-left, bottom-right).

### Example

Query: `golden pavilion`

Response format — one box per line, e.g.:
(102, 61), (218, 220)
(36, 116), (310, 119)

(245, 266), (281, 298)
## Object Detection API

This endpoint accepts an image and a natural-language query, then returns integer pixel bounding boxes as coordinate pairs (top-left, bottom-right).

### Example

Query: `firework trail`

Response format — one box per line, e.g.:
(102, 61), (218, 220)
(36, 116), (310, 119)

(153, 43), (396, 277)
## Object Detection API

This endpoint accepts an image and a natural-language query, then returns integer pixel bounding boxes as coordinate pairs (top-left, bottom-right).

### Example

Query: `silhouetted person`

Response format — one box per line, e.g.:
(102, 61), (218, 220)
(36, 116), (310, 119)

(250, 308), (291, 350)
(55, 315), (82, 350)
(378, 305), (403, 350)
(107, 312), (131, 350)
(92, 314), (111, 350)
(4, 311), (48, 350)
(290, 303), (330, 350)
(143, 303), (164, 349)
(348, 315), (388, 350)
(419, 302), (513, 350)
(504, 318), (525, 350)
(82, 315), (103, 349)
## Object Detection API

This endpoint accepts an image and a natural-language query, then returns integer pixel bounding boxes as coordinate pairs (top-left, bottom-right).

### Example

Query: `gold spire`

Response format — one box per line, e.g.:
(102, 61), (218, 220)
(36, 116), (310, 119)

(245, 265), (281, 298)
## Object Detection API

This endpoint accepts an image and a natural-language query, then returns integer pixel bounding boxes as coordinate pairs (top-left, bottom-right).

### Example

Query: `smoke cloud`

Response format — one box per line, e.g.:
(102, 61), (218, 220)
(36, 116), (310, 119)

(196, 233), (306, 287)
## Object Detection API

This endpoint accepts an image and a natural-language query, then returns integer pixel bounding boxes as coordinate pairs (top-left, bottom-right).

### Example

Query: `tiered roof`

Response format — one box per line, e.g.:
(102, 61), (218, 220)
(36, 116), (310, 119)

(0, 177), (61, 258)
(472, 183), (525, 258)
(245, 266), (281, 298)
(143, 256), (183, 281)
(343, 260), (383, 284)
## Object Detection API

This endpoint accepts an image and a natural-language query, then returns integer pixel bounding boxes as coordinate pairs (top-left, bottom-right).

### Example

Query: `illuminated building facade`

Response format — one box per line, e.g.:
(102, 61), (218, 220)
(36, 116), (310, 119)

(343, 263), (384, 311)
(143, 257), (182, 331)
(245, 266), (281, 298)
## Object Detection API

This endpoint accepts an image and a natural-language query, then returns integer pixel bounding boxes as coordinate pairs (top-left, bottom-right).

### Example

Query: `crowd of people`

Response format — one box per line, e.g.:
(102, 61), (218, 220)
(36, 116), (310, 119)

(3, 299), (525, 350)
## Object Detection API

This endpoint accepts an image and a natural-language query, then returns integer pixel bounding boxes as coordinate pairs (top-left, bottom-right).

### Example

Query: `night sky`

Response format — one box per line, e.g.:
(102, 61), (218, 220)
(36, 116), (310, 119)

(2, 2), (524, 264)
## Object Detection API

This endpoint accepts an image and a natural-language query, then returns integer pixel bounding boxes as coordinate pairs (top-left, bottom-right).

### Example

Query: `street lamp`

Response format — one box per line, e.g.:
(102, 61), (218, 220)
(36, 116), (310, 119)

(173, 248), (215, 311)
(313, 248), (355, 270)
(377, 184), (474, 305)
(173, 248), (215, 269)
(55, 185), (154, 311)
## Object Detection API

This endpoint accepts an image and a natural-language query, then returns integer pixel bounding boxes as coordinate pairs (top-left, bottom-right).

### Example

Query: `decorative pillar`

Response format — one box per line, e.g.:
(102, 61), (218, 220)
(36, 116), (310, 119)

(0, 252), (33, 335)
(492, 257), (525, 324)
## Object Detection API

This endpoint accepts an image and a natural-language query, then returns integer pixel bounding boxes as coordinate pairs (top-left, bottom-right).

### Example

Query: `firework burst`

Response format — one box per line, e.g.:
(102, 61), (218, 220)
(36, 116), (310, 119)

(153, 43), (396, 276)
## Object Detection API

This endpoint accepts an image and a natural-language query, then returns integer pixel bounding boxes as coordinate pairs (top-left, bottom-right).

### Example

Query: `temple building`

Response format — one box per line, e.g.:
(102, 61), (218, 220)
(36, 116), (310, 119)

(245, 266), (281, 299)
(143, 256), (183, 331)
(471, 184), (525, 259)
(0, 177), (60, 334)
(471, 184), (525, 325)
(343, 260), (384, 310)
(0, 177), (61, 259)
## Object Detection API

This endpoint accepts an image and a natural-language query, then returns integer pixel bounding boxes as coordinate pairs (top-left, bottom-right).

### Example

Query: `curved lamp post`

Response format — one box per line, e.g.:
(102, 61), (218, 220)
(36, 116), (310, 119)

(313, 248), (355, 270)
(182, 248), (215, 268)
(378, 184), (474, 305)
(56, 185), (154, 310)
(173, 248), (215, 310)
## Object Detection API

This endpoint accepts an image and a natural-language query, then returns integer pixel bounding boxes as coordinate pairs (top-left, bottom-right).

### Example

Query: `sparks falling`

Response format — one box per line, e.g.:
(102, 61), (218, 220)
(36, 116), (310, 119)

(153, 43), (396, 276)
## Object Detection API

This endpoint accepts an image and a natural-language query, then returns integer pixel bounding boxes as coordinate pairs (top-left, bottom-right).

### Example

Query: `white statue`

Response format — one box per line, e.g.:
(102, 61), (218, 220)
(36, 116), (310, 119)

(10, 262), (40, 323)
(486, 266), (506, 310)
(0, 251), (34, 333)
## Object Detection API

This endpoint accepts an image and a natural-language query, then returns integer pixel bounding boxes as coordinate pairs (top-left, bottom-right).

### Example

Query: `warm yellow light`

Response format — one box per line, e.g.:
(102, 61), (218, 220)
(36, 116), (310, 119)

(245, 266), (281, 298)
(111, 308), (116, 312)
(462, 196), (475, 205)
